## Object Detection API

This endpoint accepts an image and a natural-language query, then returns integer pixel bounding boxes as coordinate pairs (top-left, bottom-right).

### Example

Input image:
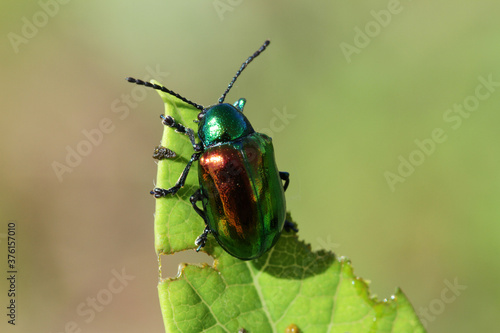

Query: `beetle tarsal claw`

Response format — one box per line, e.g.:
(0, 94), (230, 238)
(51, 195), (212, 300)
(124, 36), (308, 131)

(195, 236), (205, 251)
(150, 186), (182, 198)
(195, 227), (211, 251)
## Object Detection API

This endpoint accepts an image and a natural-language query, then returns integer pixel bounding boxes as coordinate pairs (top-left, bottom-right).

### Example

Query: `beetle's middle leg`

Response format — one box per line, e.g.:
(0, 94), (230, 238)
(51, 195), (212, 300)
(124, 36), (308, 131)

(190, 188), (211, 251)
(279, 172), (297, 232)
(279, 171), (290, 192)
(151, 153), (200, 197)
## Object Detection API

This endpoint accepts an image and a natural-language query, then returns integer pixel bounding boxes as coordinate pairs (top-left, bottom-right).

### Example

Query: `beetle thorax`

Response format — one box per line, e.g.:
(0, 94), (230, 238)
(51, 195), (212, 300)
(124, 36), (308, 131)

(198, 103), (254, 147)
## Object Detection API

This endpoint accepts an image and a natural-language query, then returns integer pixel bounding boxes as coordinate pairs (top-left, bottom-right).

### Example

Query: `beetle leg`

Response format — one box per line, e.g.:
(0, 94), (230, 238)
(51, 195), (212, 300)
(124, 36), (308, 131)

(279, 171), (290, 192)
(150, 153), (200, 197)
(284, 220), (298, 233)
(190, 189), (207, 223)
(195, 226), (211, 252)
(160, 115), (202, 152)
(190, 189), (211, 251)
(152, 145), (176, 160)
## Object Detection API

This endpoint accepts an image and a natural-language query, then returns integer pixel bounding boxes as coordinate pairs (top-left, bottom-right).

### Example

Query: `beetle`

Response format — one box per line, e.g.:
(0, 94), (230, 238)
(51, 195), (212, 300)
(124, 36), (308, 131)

(126, 40), (296, 260)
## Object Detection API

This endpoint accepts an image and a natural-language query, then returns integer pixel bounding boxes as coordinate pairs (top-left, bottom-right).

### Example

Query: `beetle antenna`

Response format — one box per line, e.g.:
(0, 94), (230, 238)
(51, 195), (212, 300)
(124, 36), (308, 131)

(126, 77), (204, 111)
(218, 40), (270, 104)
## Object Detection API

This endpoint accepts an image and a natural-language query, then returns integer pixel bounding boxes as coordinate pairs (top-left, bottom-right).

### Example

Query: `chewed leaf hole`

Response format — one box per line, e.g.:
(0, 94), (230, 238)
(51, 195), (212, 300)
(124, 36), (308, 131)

(159, 250), (214, 279)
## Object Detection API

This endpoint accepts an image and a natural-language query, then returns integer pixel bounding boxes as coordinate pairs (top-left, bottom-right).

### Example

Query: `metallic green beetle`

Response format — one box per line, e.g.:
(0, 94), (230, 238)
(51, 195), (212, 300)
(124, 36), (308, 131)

(127, 40), (296, 260)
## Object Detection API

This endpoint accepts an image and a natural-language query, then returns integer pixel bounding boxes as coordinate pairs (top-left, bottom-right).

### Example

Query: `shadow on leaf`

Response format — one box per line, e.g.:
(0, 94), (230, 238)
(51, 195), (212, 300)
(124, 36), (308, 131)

(251, 220), (335, 279)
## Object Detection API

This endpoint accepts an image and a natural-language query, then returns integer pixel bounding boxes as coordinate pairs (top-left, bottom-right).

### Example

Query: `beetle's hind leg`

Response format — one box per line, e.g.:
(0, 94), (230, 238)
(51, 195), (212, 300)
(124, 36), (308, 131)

(190, 189), (211, 251)
(284, 220), (298, 233)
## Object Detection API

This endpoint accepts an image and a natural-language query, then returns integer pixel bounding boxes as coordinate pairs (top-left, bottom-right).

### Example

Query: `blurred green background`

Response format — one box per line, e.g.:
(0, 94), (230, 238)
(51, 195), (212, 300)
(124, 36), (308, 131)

(1, 1), (499, 332)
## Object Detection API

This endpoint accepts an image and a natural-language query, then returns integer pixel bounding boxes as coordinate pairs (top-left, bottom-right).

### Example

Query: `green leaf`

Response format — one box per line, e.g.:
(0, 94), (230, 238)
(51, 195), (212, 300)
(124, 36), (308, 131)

(152, 80), (202, 255)
(151, 81), (426, 333)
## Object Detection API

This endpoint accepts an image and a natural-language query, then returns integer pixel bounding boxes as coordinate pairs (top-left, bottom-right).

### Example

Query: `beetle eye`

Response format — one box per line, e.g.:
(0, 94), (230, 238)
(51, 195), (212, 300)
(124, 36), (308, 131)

(198, 113), (205, 121)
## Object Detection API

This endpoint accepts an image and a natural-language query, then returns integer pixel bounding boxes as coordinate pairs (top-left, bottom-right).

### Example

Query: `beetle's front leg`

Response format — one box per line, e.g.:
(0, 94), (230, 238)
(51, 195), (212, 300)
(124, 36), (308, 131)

(160, 115), (202, 152)
(151, 153), (201, 197)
